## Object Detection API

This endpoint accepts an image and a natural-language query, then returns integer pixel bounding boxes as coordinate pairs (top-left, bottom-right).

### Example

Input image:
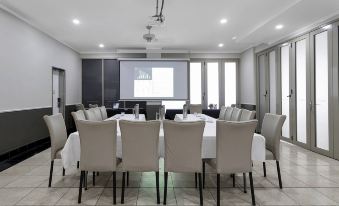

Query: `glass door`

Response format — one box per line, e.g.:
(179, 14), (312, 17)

(310, 27), (333, 157)
(205, 62), (220, 109)
(257, 53), (269, 131)
(292, 36), (311, 148)
(189, 62), (203, 104)
(280, 44), (292, 141)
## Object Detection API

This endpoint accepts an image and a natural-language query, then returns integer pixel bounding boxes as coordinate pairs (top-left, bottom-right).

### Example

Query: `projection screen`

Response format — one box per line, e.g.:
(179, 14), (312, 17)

(119, 60), (188, 100)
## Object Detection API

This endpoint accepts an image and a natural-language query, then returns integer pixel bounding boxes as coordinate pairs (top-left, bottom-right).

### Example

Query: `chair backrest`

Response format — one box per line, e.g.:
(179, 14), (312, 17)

(88, 104), (98, 108)
(239, 109), (256, 121)
(75, 104), (85, 111)
(84, 108), (102, 121)
(99, 106), (108, 120)
(163, 120), (205, 173)
(230, 108), (242, 121)
(216, 120), (257, 174)
(219, 106), (227, 120)
(43, 114), (67, 160)
(71, 110), (86, 121)
(71, 110), (86, 130)
(224, 106), (234, 121)
(190, 104), (202, 114)
(77, 120), (117, 171)
(261, 113), (286, 160)
(119, 120), (161, 172)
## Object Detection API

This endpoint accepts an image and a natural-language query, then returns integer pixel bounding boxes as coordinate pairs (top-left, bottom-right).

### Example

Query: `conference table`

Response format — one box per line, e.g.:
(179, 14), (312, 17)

(61, 114), (266, 169)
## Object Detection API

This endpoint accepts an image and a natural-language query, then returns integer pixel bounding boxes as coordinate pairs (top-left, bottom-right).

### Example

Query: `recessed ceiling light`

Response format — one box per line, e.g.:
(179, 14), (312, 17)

(218, 43), (224, 47)
(232, 36), (237, 40)
(275, 24), (284, 30)
(323, 25), (332, 30)
(220, 18), (228, 24)
(72, 19), (80, 25)
(99, 44), (105, 48)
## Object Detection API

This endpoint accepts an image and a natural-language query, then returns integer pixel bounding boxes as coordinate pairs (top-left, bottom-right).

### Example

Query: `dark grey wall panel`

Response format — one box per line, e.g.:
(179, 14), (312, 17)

(104, 59), (119, 108)
(65, 105), (76, 132)
(0, 107), (51, 155)
(82, 59), (103, 107)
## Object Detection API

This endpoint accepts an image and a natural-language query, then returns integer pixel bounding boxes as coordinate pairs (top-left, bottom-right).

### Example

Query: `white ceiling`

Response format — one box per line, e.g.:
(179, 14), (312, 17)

(1, 0), (339, 54)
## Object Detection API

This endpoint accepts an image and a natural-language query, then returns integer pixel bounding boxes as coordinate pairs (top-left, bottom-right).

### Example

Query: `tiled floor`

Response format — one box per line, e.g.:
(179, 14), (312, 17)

(1, 141), (339, 205)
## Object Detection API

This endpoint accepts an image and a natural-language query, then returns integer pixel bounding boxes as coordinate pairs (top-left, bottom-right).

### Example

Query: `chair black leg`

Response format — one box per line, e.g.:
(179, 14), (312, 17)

(202, 161), (206, 189)
(127, 171), (129, 187)
(195, 172), (197, 188)
(113, 172), (116, 205)
(85, 171), (88, 190)
(249, 172), (256, 206)
(276, 161), (282, 189)
(263, 162), (266, 177)
(48, 160), (54, 187)
(217, 173), (220, 206)
(232, 174), (235, 187)
(156, 172), (160, 204)
(163, 172), (168, 205)
(121, 172), (125, 204)
(62, 167), (65, 176)
(97, 172), (99, 176)
(243, 173), (247, 193)
(198, 173), (203, 206)
(77, 161), (79, 169)
(78, 171), (84, 203)
(93, 172), (96, 186)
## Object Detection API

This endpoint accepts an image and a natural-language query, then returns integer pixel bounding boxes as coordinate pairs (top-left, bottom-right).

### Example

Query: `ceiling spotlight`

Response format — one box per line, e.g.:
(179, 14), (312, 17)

(232, 36), (237, 40)
(220, 18), (228, 24)
(275, 24), (284, 30)
(218, 43), (224, 47)
(99, 44), (104, 48)
(72, 19), (80, 25)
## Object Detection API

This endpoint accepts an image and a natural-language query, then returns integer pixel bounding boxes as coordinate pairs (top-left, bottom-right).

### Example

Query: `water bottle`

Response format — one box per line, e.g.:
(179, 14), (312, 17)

(134, 104), (139, 119)
(183, 104), (188, 119)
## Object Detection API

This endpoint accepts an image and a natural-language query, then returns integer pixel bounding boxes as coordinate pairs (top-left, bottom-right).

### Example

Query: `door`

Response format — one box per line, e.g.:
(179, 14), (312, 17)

(291, 35), (311, 148)
(189, 62), (203, 105)
(257, 54), (269, 131)
(280, 44), (293, 141)
(205, 62), (220, 109)
(310, 28), (333, 157)
(52, 68), (65, 116)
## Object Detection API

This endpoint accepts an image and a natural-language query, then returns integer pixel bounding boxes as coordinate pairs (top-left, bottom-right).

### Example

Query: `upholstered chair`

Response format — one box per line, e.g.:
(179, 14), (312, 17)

(239, 109), (256, 121)
(119, 120), (161, 204)
(224, 106), (234, 121)
(43, 114), (67, 187)
(190, 104), (203, 114)
(218, 106), (227, 120)
(205, 120), (257, 206)
(230, 108), (242, 121)
(261, 113), (286, 189)
(76, 120), (119, 204)
(163, 120), (205, 205)
(99, 106), (108, 120)
(84, 108), (102, 121)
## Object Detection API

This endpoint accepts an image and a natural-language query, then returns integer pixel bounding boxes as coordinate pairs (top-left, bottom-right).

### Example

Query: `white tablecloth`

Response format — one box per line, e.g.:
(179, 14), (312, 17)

(61, 114), (266, 169)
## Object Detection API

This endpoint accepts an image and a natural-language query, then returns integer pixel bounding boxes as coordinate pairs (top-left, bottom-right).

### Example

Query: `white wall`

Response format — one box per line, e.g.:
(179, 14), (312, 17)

(239, 48), (256, 105)
(0, 8), (82, 112)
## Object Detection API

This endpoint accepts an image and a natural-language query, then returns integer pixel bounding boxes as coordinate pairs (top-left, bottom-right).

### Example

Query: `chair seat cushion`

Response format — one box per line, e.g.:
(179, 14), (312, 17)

(265, 149), (275, 160)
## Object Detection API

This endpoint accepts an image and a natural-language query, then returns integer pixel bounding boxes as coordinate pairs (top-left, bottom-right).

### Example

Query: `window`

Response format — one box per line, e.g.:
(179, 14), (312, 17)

(207, 62), (219, 108)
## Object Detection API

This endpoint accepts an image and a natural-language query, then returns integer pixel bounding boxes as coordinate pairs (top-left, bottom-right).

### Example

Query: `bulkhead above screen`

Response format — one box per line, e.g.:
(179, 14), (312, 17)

(120, 60), (188, 100)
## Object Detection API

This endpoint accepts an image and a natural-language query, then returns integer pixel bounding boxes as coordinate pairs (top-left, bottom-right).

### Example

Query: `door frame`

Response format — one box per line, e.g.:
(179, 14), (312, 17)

(52, 67), (66, 117)
(309, 27), (334, 157)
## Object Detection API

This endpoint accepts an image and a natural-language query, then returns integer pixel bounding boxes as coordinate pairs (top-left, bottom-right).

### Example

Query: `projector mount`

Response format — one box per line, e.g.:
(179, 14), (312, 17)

(149, 0), (165, 26)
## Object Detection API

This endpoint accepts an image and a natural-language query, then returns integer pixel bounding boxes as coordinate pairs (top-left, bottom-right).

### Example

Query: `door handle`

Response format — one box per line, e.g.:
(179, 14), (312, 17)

(287, 95), (291, 98)
(263, 91), (268, 97)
